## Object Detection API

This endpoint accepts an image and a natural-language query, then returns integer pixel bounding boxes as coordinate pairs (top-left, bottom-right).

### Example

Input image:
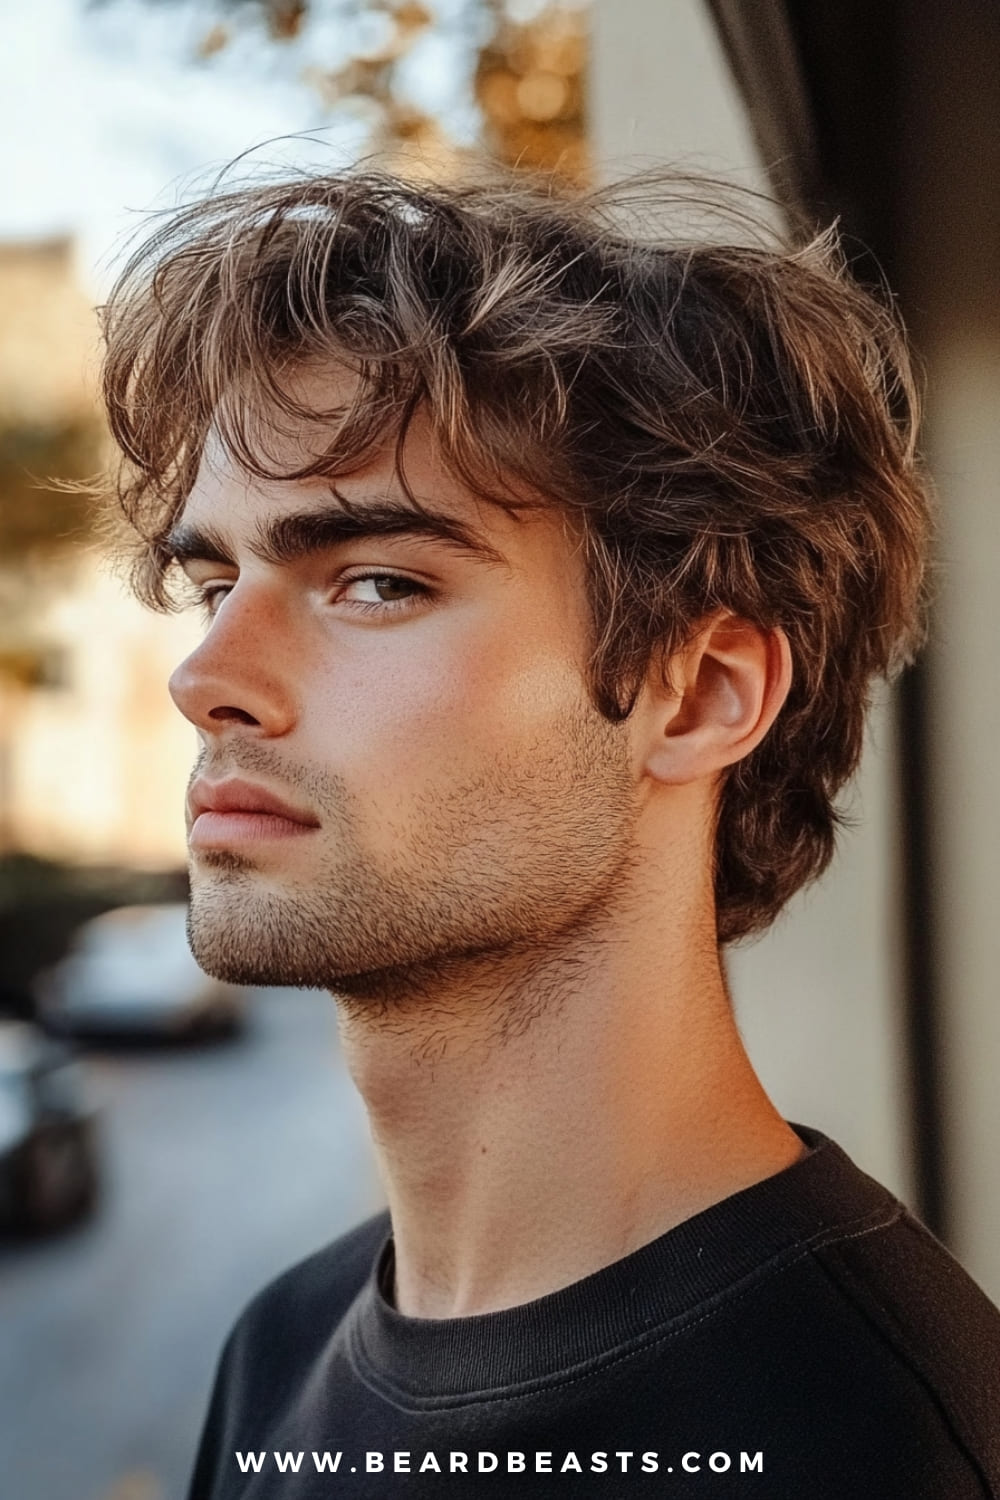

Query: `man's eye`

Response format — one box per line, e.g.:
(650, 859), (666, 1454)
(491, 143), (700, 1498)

(192, 572), (430, 622)
(338, 572), (431, 614)
(196, 583), (233, 619)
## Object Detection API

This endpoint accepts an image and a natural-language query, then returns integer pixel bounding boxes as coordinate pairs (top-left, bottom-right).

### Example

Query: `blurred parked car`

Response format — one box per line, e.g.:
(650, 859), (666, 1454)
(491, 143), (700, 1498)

(0, 1019), (101, 1234)
(33, 904), (247, 1042)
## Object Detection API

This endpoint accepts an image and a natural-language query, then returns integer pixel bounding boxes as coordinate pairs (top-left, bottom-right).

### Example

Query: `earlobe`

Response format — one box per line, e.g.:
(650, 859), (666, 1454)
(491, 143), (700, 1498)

(643, 616), (792, 786)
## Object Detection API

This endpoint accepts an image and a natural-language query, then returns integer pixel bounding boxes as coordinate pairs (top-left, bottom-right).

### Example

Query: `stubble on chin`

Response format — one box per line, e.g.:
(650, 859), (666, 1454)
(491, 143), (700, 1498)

(185, 707), (639, 1009)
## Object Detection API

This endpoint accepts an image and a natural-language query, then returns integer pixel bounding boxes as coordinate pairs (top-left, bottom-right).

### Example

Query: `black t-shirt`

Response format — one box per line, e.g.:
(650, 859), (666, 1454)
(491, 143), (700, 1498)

(186, 1124), (1000, 1498)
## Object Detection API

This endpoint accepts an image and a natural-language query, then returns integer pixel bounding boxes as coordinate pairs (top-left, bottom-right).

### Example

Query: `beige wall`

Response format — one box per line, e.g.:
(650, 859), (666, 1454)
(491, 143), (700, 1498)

(923, 341), (1000, 1295)
(589, 0), (915, 1204)
(0, 239), (99, 423)
(894, 0), (1000, 1298)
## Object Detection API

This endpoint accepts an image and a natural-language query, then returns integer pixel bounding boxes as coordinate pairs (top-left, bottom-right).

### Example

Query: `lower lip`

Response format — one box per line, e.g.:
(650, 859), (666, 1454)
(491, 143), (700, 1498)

(190, 811), (318, 848)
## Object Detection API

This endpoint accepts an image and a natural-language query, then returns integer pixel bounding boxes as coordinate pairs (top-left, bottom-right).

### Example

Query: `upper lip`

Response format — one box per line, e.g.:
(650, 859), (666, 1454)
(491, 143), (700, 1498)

(188, 778), (320, 827)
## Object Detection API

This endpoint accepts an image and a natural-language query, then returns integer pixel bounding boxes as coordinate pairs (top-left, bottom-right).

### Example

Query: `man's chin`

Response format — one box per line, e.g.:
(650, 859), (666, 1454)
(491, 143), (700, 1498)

(185, 881), (328, 989)
(186, 937), (331, 990)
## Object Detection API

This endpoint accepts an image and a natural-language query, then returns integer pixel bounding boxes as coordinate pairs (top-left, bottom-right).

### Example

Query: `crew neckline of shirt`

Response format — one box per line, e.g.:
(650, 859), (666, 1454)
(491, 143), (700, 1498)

(346, 1122), (899, 1404)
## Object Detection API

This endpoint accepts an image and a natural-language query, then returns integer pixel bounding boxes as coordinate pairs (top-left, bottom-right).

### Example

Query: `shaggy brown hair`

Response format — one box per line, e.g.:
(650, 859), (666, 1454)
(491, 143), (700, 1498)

(96, 167), (932, 944)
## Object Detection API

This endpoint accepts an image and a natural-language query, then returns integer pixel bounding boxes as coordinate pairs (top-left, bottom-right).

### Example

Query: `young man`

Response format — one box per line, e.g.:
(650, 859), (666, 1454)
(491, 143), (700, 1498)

(98, 170), (999, 1495)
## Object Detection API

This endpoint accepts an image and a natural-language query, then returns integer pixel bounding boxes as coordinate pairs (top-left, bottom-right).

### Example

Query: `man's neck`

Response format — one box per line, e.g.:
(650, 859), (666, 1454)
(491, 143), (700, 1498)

(335, 888), (804, 1320)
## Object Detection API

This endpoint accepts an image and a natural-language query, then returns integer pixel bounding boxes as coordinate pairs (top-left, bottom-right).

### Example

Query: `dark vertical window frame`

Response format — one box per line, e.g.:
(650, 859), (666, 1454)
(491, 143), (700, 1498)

(705, 0), (948, 1239)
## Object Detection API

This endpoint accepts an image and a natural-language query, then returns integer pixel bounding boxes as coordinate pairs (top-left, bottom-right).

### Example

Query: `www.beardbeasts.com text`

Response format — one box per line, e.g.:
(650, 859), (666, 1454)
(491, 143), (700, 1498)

(234, 1449), (765, 1478)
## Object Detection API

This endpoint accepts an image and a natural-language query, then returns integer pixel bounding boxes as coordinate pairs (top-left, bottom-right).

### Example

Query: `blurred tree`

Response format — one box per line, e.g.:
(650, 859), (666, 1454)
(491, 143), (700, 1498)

(0, 419), (102, 568)
(476, 2), (586, 181)
(0, 234), (105, 700)
(0, 415), (102, 843)
(0, 235), (104, 579)
(113, 0), (589, 181)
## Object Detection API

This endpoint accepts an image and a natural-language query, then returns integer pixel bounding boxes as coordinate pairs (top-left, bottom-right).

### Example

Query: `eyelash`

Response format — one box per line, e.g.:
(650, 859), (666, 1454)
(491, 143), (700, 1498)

(193, 570), (432, 622)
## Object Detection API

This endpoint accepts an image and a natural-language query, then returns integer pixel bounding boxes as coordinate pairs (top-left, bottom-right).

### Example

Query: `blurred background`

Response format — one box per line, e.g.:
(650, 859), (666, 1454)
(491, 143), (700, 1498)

(0, 2), (997, 1497)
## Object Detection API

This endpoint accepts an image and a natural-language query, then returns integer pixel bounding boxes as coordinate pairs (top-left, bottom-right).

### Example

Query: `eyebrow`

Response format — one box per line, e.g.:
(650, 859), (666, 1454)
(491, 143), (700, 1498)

(164, 497), (511, 574)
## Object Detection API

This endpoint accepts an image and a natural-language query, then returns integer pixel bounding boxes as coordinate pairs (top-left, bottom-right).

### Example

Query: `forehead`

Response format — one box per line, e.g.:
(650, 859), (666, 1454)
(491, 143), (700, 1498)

(186, 414), (493, 534)
(178, 366), (581, 567)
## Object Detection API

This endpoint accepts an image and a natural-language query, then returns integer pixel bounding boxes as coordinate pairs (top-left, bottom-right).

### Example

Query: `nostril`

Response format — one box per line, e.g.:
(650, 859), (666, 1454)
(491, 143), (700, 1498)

(207, 706), (260, 725)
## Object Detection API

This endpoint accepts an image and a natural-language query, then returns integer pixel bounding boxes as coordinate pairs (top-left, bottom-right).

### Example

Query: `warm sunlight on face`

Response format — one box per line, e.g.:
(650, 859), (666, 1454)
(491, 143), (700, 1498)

(166, 372), (640, 1005)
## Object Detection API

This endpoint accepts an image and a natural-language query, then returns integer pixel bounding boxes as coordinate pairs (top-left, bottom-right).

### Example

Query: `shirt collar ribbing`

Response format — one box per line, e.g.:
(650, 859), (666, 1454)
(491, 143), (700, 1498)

(346, 1123), (899, 1403)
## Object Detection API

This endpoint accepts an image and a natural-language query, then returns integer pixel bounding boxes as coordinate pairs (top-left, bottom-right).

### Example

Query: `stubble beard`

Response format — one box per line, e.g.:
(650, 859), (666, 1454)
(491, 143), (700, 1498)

(186, 703), (640, 1015)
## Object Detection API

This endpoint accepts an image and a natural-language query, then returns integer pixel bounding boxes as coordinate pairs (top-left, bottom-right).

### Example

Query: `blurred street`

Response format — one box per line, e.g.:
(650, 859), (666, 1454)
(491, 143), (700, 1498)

(0, 985), (383, 1500)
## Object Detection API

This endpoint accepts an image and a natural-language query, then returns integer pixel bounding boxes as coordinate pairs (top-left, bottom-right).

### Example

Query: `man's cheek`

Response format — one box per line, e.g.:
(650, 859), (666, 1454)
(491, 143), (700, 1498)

(337, 667), (494, 753)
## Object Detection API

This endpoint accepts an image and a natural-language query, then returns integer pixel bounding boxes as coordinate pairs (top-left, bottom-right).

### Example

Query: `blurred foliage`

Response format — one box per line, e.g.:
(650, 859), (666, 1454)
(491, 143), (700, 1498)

(0, 853), (189, 1016)
(475, 2), (586, 181)
(0, 417), (102, 563)
(0, 417), (104, 684)
(0, 853), (187, 912)
(121, 0), (588, 181)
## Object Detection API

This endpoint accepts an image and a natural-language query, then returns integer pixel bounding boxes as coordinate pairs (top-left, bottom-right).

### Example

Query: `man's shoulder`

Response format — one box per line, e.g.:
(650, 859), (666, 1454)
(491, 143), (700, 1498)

(607, 1127), (1000, 1491)
(185, 1211), (392, 1500)
(224, 1209), (391, 1368)
(800, 1203), (1000, 1480)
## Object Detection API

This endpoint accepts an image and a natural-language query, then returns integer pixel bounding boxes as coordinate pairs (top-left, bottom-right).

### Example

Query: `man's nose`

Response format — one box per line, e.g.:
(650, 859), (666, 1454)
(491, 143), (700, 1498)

(168, 585), (298, 736)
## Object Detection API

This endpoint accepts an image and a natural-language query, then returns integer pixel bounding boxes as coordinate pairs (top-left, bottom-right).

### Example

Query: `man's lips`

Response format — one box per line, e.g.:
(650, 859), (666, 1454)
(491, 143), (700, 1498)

(188, 778), (320, 848)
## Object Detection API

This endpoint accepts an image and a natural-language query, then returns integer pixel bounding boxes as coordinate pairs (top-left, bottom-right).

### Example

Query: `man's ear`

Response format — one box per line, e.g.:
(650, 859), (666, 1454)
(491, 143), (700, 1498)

(642, 614), (793, 786)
